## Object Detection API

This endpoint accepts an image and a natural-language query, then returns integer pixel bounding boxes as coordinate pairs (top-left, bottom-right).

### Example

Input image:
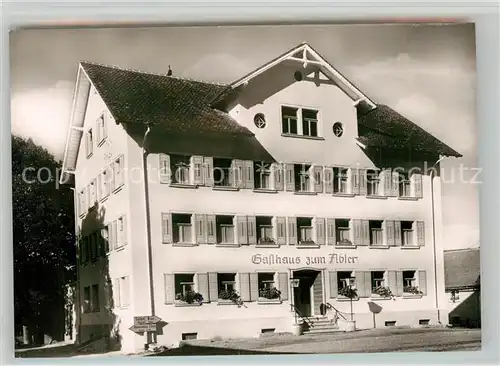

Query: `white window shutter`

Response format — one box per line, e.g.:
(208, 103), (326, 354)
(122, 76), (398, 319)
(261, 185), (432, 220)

(195, 214), (206, 244)
(417, 221), (425, 246)
(203, 157), (214, 186)
(273, 163), (284, 191)
(275, 217), (286, 245)
(237, 216), (248, 245)
(414, 173), (423, 198)
(247, 216), (257, 244)
(326, 218), (336, 245)
(278, 273), (288, 300)
(164, 273), (174, 304)
(206, 215), (216, 244)
(324, 167), (333, 194)
(161, 213), (172, 243)
(159, 154), (171, 184)
(287, 217), (297, 245)
(285, 164), (295, 191)
(314, 217), (326, 245)
(244, 160), (254, 189)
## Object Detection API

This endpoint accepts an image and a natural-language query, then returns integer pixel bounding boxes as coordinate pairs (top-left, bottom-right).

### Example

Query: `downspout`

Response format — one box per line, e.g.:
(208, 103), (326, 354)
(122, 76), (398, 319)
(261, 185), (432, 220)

(430, 156), (445, 325)
(70, 187), (81, 344)
(141, 124), (155, 345)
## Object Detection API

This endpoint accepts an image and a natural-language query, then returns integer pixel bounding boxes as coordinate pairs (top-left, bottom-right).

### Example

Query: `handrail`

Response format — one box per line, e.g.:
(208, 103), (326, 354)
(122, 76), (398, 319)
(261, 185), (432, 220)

(289, 304), (315, 327)
(325, 302), (350, 321)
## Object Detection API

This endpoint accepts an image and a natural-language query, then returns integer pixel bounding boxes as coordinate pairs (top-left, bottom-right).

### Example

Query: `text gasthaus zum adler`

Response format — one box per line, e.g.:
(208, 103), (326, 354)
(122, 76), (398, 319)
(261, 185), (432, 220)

(251, 253), (359, 266)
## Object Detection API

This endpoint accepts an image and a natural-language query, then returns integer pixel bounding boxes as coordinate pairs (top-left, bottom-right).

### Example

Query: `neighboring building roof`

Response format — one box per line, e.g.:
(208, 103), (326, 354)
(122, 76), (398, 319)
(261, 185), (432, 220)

(444, 248), (480, 291)
(357, 104), (462, 158)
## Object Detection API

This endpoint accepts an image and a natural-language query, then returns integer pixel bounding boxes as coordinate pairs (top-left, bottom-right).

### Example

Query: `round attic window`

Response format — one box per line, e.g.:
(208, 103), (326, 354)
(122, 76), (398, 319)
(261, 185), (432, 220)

(294, 71), (303, 81)
(333, 122), (344, 137)
(254, 113), (267, 129)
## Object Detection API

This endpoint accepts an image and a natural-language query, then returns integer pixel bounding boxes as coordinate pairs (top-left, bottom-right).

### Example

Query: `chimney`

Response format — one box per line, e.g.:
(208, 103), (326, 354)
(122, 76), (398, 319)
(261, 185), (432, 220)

(167, 65), (172, 76)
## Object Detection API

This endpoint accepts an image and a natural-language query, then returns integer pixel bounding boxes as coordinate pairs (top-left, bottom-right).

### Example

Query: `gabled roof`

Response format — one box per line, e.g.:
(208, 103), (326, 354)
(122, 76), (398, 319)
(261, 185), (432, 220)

(444, 248), (480, 291)
(211, 42), (377, 109)
(357, 104), (462, 157)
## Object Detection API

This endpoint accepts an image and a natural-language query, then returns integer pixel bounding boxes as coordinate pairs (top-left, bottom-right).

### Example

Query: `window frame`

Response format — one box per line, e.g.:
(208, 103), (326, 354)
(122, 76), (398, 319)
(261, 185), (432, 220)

(86, 128), (94, 158)
(281, 105), (321, 138)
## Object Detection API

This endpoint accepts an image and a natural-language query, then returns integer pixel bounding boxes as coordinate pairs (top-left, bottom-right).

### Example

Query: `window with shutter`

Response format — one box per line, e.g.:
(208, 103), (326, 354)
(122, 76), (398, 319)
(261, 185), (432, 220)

(314, 217), (325, 245)
(285, 164), (295, 191)
(313, 166), (323, 193)
(195, 214), (206, 244)
(278, 273), (288, 300)
(244, 160), (254, 189)
(203, 157), (214, 186)
(417, 221), (425, 246)
(191, 156), (204, 186)
(326, 218), (336, 245)
(385, 221), (395, 246)
(418, 270), (427, 295)
(273, 163), (284, 191)
(275, 217), (286, 245)
(196, 273), (210, 303)
(159, 154), (171, 184)
(206, 215), (216, 244)
(237, 216), (248, 245)
(413, 172), (423, 198)
(287, 217), (297, 245)
(358, 169), (367, 195)
(161, 213), (172, 244)
(247, 216), (257, 244)
(114, 155), (124, 189)
(239, 273), (251, 302)
(324, 167), (334, 194)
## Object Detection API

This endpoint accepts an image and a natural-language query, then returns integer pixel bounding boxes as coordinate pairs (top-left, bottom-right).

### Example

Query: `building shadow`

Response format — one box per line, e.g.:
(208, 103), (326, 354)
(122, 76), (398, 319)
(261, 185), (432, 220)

(149, 344), (297, 356)
(76, 202), (121, 352)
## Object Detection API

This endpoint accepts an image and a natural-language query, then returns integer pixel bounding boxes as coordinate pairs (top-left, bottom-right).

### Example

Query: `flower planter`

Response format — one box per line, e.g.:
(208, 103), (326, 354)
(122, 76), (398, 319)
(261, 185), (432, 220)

(291, 323), (303, 336)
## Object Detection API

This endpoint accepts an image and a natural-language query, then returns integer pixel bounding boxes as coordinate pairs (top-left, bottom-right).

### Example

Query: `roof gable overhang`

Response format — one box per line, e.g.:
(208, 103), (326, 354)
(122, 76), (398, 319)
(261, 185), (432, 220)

(217, 42), (376, 110)
(59, 64), (92, 184)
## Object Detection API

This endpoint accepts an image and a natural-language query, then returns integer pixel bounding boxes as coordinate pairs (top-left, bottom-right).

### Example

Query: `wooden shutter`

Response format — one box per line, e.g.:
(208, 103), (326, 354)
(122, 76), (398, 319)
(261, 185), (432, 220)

(161, 213), (172, 243)
(417, 221), (425, 246)
(250, 273), (259, 301)
(329, 271), (338, 298)
(244, 160), (254, 189)
(414, 173), (423, 198)
(385, 220), (395, 246)
(208, 272), (218, 301)
(159, 154), (170, 184)
(278, 273), (288, 300)
(276, 217), (286, 245)
(326, 218), (336, 245)
(394, 221), (402, 246)
(122, 216), (128, 246)
(324, 167), (333, 194)
(391, 171), (399, 197)
(353, 219), (362, 246)
(114, 278), (121, 307)
(418, 270), (427, 295)
(273, 163), (284, 191)
(387, 271), (396, 294)
(247, 216), (257, 244)
(383, 169), (391, 196)
(233, 160), (244, 188)
(203, 157), (214, 186)
(285, 164), (295, 191)
(364, 272), (372, 297)
(359, 169), (367, 195)
(313, 166), (323, 193)
(195, 214), (206, 244)
(287, 217), (297, 245)
(206, 214), (216, 244)
(396, 271), (404, 296)
(237, 216), (248, 245)
(239, 273), (251, 302)
(351, 168), (360, 195)
(355, 271), (368, 298)
(197, 273), (209, 303)
(362, 220), (371, 246)
(111, 220), (118, 250)
(164, 273), (174, 304)
(191, 155), (204, 185)
(315, 217), (325, 245)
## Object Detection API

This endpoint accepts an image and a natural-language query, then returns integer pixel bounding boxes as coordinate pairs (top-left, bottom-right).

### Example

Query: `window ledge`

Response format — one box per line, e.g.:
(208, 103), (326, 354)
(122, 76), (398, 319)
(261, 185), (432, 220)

(212, 186), (239, 192)
(253, 188), (278, 194)
(170, 183), (198, 189)
(370, 296), (392, 301)
(97, 138), (107, 147)
(281, 133), (325, 141)
(293, 191), (317, 196)
(400, 245), (420, 250)
(112, 185), (124, 194)
(336, 296), (360, 302)
(369, 245), (390, 249)
(335, 245), (357, 249)
(398, 196), (419, 201)
(333, 193), (355, 197)
(86, 152), (94, 159)
(99, 195), (110, 204)
(174, 302), (202, 307)
(297, 243), (320, 249)
(366, 195), (388, 200)
(115, 245), (126, 252)
(256, 243), (280, 248)
(172, 243), (199, 247)
(217, 300), (238, 305)
(258, 299), (282, 304)
(215, 243), (240, 248)
(402, 294), (423, 299)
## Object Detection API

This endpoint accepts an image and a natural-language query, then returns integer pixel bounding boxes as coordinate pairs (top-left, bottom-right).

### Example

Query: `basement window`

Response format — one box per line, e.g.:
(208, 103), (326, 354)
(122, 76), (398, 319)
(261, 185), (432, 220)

(385, 321), (397, 327)
(181, 333), (198, 340)
(419, 319), (430, 325)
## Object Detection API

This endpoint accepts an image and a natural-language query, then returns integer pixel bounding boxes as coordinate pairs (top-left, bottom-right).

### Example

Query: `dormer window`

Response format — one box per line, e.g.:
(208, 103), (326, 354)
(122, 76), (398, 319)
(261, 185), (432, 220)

(281, 106), (320, 138)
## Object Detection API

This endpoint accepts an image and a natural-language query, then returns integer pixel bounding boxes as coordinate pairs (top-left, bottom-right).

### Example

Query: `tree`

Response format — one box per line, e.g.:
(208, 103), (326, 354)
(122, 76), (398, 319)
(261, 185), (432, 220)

(12, 135), (76, 344)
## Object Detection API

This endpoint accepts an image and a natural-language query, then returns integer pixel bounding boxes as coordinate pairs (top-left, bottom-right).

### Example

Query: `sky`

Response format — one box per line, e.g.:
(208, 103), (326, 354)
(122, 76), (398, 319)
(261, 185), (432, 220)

(9, 23), (480, 250)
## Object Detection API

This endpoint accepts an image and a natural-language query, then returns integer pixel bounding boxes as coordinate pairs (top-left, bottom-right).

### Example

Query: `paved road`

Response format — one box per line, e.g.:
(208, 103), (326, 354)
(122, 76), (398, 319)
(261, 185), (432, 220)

(158, 327), (481, 355)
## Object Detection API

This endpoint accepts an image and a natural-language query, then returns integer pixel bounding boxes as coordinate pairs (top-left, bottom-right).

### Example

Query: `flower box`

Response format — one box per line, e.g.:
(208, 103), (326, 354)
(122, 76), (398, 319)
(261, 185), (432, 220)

(175, 291), (204, 305)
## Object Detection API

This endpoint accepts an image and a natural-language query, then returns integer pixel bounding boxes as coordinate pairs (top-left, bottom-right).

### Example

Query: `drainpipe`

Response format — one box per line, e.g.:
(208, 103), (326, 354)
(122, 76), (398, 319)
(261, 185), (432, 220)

(430, 156), (445, 325)
(70, 186), (81, 344)
(141, 124), (155, 347)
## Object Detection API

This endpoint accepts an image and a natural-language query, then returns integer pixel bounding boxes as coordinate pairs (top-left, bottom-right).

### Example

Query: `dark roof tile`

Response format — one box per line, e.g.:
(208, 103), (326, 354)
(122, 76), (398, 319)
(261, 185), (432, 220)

(358, 104), (462, 157)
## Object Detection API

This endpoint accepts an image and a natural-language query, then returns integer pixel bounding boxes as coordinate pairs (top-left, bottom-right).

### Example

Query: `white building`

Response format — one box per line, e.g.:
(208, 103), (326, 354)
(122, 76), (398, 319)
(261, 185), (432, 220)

(60, 42), (461, 353)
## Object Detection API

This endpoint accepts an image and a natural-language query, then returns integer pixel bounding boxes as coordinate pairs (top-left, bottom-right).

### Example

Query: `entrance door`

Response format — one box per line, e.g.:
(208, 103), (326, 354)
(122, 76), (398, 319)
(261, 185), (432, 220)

(293, 270), (322, 317)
